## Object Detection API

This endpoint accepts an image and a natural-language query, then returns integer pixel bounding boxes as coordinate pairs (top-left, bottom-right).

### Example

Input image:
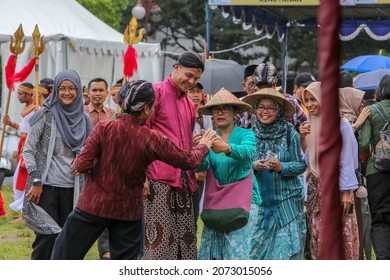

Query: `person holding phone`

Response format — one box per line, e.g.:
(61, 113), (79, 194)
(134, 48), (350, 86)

(299, 81), (359, 260)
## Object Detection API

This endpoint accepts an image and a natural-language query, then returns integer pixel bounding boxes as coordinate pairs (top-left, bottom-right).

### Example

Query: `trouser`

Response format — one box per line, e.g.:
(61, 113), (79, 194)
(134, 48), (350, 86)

(98, 228), (110, 258)
(367, 172), (390, 260)
(51, 208), (143, 260)
(31, 185), (73, 260)
(192, 180), (205, 226)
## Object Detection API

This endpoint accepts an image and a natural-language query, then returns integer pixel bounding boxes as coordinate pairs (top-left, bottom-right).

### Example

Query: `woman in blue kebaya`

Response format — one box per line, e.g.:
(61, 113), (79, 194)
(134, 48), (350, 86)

(243, 88), (307, 260)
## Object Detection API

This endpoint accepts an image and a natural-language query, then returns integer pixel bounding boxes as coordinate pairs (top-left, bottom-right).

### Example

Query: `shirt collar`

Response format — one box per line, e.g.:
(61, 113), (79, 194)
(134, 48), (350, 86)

(86, 103), (106, 113)
(167, 75), (187, 99)
(116, 113), (147, 126)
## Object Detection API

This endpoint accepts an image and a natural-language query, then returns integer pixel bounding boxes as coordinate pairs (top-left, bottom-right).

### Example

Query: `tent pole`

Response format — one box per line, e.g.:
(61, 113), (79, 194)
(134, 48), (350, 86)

(64, 37), (69, 70)
(282, 27), (288, 92)
(205, 1), (211, 58)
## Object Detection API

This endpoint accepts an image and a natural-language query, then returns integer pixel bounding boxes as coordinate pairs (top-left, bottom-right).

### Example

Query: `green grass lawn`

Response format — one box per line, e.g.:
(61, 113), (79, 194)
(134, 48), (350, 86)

(1, 183), (204, 260)
(0, 185), (99, 260)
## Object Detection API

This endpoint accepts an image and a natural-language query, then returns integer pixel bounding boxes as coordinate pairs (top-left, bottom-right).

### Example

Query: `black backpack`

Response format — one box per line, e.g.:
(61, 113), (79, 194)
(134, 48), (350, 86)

(371, 104), (390, 172)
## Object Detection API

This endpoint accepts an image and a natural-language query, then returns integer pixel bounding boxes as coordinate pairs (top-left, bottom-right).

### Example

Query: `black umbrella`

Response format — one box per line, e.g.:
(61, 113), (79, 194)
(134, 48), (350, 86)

(199, 59), (245, 94)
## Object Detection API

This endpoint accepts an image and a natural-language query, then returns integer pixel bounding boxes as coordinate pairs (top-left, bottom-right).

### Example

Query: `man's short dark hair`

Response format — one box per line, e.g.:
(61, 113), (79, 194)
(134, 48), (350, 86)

(243, 65), (257, 81)
(294, 72), (316, 87)
(21, 82), (34, 89)
(88, 78), (108, 90)
(339, 70), (353, 88)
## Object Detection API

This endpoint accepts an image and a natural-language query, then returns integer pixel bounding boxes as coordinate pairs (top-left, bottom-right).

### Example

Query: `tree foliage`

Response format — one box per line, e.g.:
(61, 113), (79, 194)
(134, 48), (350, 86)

(76, 0), (129, 30)
(120, 1), (268, 64)
(77, 0), (389, 71)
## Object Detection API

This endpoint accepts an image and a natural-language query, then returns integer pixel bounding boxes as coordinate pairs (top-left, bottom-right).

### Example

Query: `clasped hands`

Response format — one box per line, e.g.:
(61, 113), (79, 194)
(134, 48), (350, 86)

(193, 130), (227, 152)
(254, 158), (282, 172)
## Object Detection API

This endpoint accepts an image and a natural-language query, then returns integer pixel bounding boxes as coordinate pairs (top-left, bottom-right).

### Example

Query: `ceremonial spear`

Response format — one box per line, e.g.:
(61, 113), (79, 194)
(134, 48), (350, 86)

(0, 24), (26, 158)
(122, 16), (144, 84)
(31, 25), (45, 110)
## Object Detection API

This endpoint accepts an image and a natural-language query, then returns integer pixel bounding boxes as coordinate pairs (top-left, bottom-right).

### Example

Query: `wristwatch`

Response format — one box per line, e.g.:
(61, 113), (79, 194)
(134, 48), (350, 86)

(225, 144), (232, 156)
(32, 178), (42, 186)
(351, 124), (358, 131)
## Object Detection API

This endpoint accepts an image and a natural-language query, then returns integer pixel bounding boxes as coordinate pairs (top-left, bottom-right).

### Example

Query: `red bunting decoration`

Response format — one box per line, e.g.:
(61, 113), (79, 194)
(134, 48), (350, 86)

(5, 54), (16, 90)
(123, 46), (138, 79)
(11, 58), (36, 84)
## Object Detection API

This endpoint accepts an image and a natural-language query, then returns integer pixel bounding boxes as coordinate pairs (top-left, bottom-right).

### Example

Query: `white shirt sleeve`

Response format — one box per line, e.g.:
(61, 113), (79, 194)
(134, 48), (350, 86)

(339, 119), (359, 191)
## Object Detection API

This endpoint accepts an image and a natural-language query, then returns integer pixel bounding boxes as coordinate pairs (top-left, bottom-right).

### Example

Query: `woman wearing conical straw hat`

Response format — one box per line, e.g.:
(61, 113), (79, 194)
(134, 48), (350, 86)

(242, 88), (307, 260)
(194, 88), (261, 260)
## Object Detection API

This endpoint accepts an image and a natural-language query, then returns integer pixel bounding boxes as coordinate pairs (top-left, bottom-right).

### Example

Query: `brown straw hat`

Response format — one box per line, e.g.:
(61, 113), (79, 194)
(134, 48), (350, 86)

(242, 88), (296, 117)
(198, 88), (253, 115)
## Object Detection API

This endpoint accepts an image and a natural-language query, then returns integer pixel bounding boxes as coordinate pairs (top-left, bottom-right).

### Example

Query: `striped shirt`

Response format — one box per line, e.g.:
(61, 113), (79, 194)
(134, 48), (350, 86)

(255, 128), (306, 228)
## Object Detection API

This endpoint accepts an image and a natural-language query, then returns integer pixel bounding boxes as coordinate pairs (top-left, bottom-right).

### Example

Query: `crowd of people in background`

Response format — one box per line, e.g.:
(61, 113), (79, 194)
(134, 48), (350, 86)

(0, 52), (389, 261)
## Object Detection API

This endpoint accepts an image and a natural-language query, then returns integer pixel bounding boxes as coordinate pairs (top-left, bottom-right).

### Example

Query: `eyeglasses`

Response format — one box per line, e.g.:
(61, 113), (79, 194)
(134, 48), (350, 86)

(256, 105), (277, 113)
(246, 81), (256, 88)
(58, 86), (77, 94)
(211, 106), (233, 114)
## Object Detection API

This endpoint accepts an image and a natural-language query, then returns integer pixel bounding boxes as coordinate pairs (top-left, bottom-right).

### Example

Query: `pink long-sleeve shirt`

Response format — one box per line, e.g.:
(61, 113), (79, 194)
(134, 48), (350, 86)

(146, 76), (198, 192)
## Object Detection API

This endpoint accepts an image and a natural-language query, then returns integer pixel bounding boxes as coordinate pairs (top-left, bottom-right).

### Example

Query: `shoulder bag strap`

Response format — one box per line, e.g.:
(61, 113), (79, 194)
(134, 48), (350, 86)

(375, 103), (389, 130)
(370, 105), (378, 156)
(370, 104), (390, 156)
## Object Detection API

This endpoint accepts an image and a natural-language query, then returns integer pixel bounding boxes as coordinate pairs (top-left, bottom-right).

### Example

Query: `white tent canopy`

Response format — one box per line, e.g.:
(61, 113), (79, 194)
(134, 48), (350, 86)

(0, 0), (161, 120)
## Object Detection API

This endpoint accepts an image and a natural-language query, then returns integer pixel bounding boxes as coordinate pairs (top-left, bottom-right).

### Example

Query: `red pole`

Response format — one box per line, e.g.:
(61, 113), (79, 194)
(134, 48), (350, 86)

(318, 0), (344, 259)
(145, 0), (150, 42)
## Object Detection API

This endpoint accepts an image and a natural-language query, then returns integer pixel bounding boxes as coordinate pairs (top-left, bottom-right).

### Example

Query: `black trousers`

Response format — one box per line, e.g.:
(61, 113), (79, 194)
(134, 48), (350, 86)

(31, 185), (74, 260)
(192, 180), (205, 226)
(98, 228), (110, 258)
(367, 171), (390, 260)
(51, 208), (143, 260)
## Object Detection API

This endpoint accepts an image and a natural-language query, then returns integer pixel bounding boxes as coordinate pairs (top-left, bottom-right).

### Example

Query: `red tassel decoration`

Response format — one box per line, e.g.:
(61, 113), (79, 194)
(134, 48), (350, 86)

(11, 58), (36, 84)
(123, 46), (138, 79)
(5, 54), (16, 90)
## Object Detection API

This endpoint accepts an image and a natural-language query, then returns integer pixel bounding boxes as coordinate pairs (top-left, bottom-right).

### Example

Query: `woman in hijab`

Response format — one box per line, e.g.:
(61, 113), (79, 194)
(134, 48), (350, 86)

(22, 69), (93, 260)
(339, 87), (371, 259)
(339, 87), (370, 133)
(243, 88), (306, 260)
(299, 81), (359, 260)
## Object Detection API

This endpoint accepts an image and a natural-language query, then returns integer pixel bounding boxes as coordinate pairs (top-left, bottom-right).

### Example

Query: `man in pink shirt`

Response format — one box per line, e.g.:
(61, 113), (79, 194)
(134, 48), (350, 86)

(143, 51), (204, 260)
